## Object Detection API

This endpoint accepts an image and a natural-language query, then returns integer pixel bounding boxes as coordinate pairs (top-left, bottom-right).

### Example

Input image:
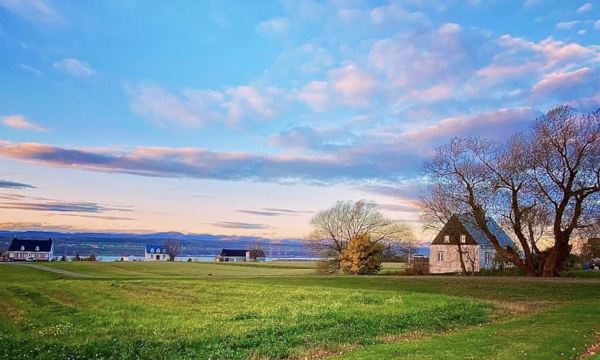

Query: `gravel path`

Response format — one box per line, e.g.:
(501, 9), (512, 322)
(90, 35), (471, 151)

(3, 263), (96, 277)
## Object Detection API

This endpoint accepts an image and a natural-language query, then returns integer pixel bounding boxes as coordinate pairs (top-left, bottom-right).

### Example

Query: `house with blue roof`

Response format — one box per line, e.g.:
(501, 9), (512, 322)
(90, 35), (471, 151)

(144, 244), (169, 261)
(429, 214), (517, 274)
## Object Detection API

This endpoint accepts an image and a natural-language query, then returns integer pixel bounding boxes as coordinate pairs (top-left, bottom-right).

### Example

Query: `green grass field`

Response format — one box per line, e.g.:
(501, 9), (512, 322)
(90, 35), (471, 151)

(1, 262), (599, 360)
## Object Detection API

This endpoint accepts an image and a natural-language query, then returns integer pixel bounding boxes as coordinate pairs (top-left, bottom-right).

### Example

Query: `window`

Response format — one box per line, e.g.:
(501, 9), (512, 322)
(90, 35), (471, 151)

(486, 252), (494, 264)
(150, 248), (155, 253)
(437, 251), (445, 262)
(20, 246), (25, 251)
(163, 249), (167, 253)
(35, 246), (40, 251)
(444, 235), (450, 244)
(460, 235), (466, 244)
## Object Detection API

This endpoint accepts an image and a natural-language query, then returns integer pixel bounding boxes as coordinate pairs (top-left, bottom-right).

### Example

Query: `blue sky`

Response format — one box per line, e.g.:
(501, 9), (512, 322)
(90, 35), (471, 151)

(0, 0), (599, 240)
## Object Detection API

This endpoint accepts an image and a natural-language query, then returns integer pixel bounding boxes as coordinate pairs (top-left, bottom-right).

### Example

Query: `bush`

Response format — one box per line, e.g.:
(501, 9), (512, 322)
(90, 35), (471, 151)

(339, 234), (383, 275)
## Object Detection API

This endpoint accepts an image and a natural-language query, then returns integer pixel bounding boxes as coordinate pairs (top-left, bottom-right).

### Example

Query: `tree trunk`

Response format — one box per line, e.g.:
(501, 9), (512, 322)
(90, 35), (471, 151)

(541, 235), (572, 277)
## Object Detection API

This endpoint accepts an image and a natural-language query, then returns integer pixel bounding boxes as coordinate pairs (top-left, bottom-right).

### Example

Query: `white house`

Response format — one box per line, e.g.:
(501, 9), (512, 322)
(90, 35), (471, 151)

(144, 245), (169, 261)
(429, 215), (516, 274)
(8, 238), (54, 262)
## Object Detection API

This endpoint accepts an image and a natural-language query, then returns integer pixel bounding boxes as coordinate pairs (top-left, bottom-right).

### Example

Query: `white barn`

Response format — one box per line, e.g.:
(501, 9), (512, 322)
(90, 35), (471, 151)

(8, 238), (54, 262)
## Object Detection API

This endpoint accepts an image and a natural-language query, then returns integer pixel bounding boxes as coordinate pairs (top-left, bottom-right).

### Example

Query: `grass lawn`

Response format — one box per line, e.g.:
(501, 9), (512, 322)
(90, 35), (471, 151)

(1, 262), (599, 359)
(563, 270), (600, 279)
(40, 260), (318, 277)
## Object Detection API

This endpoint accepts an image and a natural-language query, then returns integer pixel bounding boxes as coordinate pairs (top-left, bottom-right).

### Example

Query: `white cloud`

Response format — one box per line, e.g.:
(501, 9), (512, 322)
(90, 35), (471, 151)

(596, 19), (600, 30)
(2, 115), (48, 132)
(127, 82), (286, 128)
(19, 63), (42, 76)
(53, 58), (95, 77)
(0, 0), (60, 23)
(126, 83), (223, 128)
(223, 86), (284, 125)
(297, 81), (330, 112)
(578, 30), (587, 35)
(577, 3), (592, 14)
(256, 17), (290, 36)
(556, 21), (580, 30)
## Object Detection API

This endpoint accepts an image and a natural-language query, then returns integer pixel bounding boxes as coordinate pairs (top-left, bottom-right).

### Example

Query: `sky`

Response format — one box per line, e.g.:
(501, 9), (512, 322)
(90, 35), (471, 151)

(0, 0), (599, 241)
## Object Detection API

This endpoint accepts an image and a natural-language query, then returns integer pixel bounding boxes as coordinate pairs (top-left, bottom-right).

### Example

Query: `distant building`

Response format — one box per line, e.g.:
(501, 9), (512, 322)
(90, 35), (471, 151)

(429, 215), (516, 274)
(123, 255), (137, 262)
(215, 249), (266, 262)
(144, 245), (169, 261)
(8, 238), (54, 262)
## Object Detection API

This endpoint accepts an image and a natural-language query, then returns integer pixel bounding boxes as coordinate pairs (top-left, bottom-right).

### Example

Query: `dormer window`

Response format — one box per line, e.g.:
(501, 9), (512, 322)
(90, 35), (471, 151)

(20, 246), (25, 251)
(35, 246), (40, 251)
(150, 248), (155, 253)
(444, 235), (449, 244)
(460, 235), (466, 244)
(163, 249), (167, 253)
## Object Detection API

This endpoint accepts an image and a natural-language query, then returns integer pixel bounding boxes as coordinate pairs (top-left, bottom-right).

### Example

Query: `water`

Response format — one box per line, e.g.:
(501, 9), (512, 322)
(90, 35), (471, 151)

(59, 255), (318, 262)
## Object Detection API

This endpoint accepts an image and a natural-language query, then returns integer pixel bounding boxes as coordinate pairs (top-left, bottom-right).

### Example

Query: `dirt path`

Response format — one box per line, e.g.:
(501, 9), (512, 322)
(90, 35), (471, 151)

(3, 263), (96, 278)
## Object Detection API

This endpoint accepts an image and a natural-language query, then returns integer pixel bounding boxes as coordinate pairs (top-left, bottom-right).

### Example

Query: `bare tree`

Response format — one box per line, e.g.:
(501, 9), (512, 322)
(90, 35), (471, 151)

(248, 240), (264, 251)
(309, 200), (413, 272)
(420, 106), (600, 277)
(163, 239), (182, 261)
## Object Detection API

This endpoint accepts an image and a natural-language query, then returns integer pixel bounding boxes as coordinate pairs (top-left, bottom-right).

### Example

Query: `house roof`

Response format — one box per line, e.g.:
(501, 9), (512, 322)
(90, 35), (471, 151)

(219, 249), (266, 258)
(8, 238), (53, 252)
(457, 214), (516, 248)
(145, 245), (169, 254)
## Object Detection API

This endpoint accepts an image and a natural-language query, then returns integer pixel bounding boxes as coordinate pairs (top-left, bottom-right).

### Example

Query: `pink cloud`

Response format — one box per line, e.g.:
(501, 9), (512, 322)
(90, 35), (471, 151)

(330, 63), (378, 106)
(2, 115), (48, 132)
(531, 67), (595, 98)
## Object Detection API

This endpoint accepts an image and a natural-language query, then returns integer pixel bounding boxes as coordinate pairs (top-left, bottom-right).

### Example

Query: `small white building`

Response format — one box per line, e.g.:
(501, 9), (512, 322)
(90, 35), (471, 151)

(144, 245), (169, 261)
(429, 215), (516, 274)
(8, 238), (54, 262)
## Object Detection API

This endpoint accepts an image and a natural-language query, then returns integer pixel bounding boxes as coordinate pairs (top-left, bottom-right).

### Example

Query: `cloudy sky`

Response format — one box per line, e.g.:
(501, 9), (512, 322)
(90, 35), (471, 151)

(0, 0), (599, 240)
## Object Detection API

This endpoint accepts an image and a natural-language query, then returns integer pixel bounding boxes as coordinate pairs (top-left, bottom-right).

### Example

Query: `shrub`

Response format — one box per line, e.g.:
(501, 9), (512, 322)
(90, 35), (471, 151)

(339, 234), (383, 275)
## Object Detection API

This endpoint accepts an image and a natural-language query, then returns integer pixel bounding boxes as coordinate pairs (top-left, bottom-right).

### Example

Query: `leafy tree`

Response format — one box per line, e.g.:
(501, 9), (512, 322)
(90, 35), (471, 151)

(309, 200), (413, 272)
(60, 255), (66, 262)
(72, 253), (81, 262)
(340, 234), (383, 275)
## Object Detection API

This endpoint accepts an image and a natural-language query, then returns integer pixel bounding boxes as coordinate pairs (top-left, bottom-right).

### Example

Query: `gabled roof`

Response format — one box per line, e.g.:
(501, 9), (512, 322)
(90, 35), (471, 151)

(457, 214), (516, 248)
(219, 249), (266, 258)
(219, 249), (247, 257)
(145, 244), (169, 254)
(8, 238), (53, 252)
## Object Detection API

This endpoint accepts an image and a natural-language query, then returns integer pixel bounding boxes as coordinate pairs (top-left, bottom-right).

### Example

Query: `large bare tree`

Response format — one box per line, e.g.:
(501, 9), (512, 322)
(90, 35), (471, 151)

(163, 239), (183, 261)
(420, 106), (600, 277)
(309, 200), (414, 273)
